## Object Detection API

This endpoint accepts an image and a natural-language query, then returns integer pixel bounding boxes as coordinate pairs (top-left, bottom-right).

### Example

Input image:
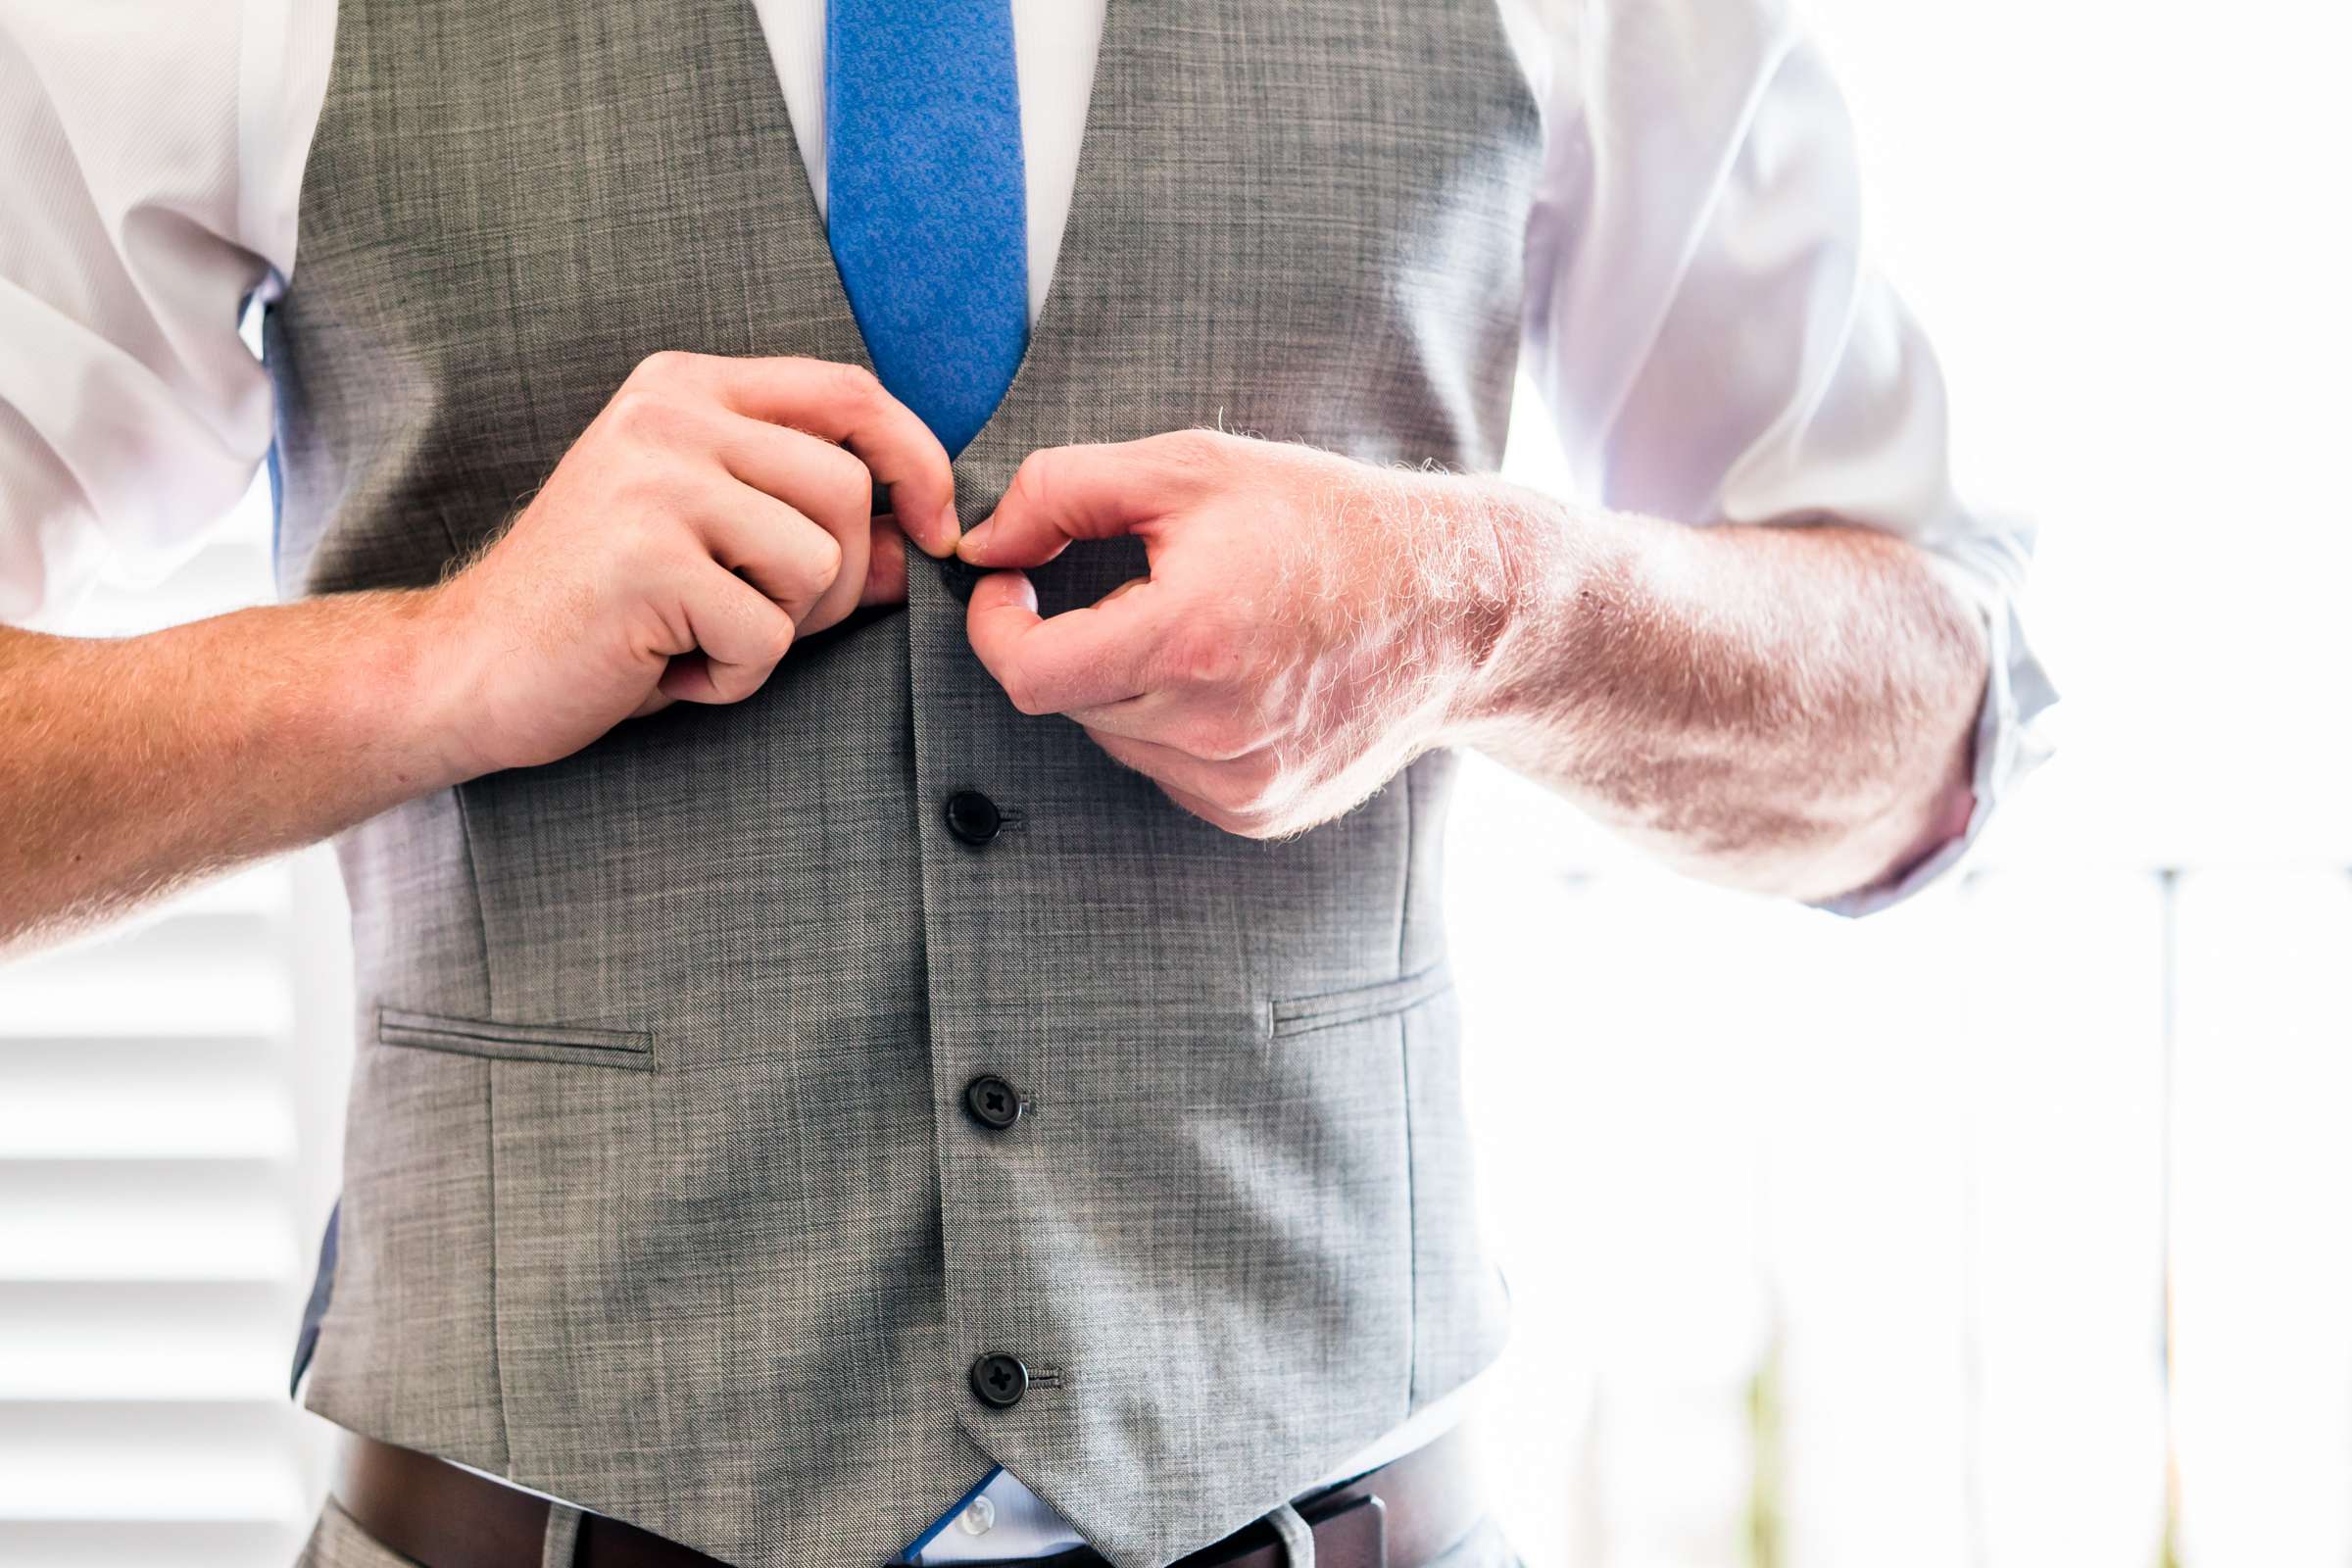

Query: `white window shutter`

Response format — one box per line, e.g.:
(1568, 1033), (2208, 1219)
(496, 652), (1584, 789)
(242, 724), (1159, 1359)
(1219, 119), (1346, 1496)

(0, 507), (347, 1568)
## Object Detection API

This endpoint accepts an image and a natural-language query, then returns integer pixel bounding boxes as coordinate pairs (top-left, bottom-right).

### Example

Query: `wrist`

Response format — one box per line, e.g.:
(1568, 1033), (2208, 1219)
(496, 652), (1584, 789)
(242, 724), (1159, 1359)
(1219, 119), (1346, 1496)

(1432, 474), (1591, 744)
(363, 585), (490, 789)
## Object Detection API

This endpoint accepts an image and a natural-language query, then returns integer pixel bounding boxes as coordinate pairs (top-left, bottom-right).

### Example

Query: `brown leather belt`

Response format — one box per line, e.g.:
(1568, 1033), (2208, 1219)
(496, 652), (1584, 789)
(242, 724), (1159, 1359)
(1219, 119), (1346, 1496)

(333, 1425), (1482, 1568)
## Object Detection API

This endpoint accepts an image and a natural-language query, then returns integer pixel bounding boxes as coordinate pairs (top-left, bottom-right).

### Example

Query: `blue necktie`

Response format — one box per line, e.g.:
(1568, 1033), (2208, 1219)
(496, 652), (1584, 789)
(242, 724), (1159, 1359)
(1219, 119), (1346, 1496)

(826, 0), (1029, 457)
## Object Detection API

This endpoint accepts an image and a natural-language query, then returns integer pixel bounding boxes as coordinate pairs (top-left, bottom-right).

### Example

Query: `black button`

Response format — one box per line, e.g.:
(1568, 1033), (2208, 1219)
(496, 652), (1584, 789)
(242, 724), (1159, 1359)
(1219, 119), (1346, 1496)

(944, 790), (1003, 846)
(969, 1352), (1028, 1408)
(938, 555), (987, 604)
(963, 1073), (1023, 1131)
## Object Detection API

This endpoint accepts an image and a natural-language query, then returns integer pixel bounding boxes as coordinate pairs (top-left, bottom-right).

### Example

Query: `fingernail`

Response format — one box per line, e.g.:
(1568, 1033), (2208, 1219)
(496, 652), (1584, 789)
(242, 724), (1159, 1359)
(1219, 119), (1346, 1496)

(936, 501), (961, 555)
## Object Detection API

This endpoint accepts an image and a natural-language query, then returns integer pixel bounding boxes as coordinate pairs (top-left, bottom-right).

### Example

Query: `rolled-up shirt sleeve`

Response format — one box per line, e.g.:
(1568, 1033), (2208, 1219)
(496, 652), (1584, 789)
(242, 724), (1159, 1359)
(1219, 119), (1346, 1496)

(0, 1), (293, 630)
(1518, 0), (2057, 911)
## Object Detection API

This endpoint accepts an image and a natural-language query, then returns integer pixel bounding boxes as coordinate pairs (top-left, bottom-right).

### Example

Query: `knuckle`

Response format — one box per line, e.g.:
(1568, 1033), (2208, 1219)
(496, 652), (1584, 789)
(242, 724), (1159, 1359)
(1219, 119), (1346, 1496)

(612, 515), (658, 569)
(1207, 753), (1284, 816)
(1213, 785), (1270, 832)
(1219, 780), (1286, 829)
(1000, 667), (1050, 717)
(631, 349), (695, 386)
(758, 614), (797, 665)
(1161, 622), (1246, 689)
(604, 386), (682, 443)
(1156, 427), (1233, 471)
(1175, 710), (1250, 761)
(622, 504), (689, 564)
(824, 443), (875, 518)
(1005, 450), (1056, 515)
(828, 361), (884, 406)
(1207, 773), (1256, 816)
(805, 525), (846, 583)
(1232, 750), (1284, 800)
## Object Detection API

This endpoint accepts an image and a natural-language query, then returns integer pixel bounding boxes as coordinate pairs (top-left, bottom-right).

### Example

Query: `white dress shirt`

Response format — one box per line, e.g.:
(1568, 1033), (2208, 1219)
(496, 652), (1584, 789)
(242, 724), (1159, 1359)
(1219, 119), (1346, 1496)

(0, 0), (2052, 1545)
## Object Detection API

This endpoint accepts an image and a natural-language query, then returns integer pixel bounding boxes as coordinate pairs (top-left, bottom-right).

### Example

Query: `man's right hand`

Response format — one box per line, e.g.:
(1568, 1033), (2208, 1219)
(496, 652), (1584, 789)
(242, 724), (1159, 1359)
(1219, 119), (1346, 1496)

(0, 353), (955, 954)
(417, 351), (959, 777)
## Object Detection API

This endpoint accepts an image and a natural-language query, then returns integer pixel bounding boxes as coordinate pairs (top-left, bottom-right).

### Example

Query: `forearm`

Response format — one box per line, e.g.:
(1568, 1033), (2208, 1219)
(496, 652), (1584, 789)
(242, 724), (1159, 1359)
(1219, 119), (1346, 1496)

(0, 355), (962, 956)
(1449, 481), (1985, 904)
(0, 592), (462, 954)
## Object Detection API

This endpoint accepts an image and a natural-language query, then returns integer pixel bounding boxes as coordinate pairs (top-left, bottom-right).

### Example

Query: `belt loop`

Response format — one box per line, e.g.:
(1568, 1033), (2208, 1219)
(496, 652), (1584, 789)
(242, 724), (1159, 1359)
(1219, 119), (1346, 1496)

(542, 1502), (585, 1568)
(1266, 1503), (1315, 1568)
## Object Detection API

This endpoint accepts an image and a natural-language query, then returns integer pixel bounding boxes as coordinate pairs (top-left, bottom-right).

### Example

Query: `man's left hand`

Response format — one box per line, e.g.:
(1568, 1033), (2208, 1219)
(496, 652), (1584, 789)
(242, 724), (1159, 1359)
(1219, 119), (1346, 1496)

(957, 430), (1521, 838)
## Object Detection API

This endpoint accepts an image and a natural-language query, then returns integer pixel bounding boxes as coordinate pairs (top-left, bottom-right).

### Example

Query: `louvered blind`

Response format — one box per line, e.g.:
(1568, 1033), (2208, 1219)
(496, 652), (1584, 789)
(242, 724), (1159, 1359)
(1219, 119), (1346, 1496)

(0, 496), (350, 1568)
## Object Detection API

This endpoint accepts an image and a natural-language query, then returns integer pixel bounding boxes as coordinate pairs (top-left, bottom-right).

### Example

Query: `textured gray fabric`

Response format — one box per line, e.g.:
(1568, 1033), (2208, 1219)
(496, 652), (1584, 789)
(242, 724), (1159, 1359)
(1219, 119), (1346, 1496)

(294, 1501), (420, 1568)
(265, 3), (1541, 1567)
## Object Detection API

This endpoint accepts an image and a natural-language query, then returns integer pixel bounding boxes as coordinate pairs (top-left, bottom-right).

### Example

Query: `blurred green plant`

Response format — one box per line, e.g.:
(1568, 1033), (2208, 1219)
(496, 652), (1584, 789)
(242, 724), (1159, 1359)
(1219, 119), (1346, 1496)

(1745, 1330), (1785, 1568)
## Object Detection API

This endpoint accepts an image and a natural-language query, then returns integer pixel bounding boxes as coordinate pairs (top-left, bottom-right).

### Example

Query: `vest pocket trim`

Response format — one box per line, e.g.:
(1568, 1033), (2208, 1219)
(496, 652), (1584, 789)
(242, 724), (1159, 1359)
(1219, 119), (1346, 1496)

(377, 1005), (657, 1071)
(1267, 960), (1454, 1039)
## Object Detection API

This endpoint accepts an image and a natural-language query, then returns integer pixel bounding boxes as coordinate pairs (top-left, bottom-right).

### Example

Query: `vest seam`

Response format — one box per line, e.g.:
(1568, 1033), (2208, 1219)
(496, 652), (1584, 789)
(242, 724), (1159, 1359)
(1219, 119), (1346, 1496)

(452, 780), (514, 1471)
(485, 1060), (514, 1474)
(1396, 765), (1421, 1418)
(451, 785), (498, 1011)
(1393, 764), (1415, 987)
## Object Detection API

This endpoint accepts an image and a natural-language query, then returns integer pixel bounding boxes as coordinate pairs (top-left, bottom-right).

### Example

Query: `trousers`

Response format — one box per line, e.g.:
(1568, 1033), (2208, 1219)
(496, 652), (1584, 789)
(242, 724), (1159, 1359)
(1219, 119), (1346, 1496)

(292, 1498), (1526, 1568)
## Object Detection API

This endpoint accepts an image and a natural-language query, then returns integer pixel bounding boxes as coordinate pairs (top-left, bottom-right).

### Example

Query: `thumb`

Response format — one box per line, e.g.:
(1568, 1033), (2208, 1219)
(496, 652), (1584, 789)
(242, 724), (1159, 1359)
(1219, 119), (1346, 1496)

(956, 442), (1167, 569)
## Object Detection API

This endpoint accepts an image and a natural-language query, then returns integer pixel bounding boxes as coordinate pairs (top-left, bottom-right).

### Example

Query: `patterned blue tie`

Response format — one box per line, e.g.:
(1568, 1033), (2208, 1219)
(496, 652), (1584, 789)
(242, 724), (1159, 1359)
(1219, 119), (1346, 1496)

(826, 0), (1029, 457)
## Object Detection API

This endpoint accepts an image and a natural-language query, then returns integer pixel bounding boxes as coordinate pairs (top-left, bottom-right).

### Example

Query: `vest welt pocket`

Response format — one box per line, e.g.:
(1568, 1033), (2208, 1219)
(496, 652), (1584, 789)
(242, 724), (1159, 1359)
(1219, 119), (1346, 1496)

(1267, 960), (1455, 1039)
(376, 1005), (657, 1071)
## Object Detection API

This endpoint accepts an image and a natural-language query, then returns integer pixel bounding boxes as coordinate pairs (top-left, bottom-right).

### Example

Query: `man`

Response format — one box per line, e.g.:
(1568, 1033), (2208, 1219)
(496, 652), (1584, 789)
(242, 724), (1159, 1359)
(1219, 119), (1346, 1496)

(0, 1), (2052, 1566)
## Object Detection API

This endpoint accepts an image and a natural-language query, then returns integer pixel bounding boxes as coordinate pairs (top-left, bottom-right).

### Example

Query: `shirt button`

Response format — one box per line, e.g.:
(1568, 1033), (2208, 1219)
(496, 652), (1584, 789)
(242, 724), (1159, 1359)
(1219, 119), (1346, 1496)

(944, 789), (1003, 846)
(963, 1073), (1023, 1131)
(970, 1352), (1029, 1409)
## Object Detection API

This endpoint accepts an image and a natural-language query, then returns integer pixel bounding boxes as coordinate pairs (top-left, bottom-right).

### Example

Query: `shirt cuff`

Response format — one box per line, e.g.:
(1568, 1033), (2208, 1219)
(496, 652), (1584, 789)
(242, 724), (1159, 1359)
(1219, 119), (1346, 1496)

(1813, 580), (2058, 918)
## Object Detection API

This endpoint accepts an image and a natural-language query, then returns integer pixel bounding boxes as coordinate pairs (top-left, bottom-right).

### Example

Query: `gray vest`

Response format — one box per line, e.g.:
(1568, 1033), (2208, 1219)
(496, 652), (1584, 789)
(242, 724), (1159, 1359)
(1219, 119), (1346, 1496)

(265, 3), (1542, 1565)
